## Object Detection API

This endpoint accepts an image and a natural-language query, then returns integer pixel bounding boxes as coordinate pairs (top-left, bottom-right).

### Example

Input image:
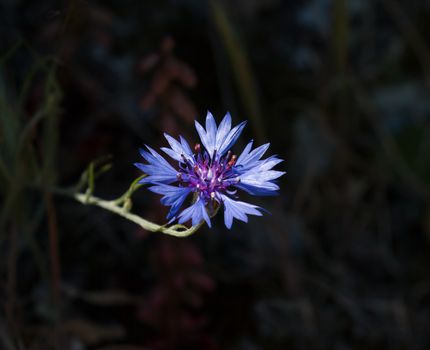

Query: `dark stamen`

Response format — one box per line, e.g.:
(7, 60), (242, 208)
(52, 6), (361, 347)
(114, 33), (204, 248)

(181, 154), (193, 170)
(211, 149), (217, 166)
(227, 155), (237, 168)
(224, 150), (232, 165)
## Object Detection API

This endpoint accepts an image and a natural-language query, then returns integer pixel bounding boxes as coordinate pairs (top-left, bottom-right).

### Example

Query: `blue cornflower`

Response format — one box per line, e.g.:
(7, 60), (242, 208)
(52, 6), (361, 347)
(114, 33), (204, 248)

(134, 112), (285, 229)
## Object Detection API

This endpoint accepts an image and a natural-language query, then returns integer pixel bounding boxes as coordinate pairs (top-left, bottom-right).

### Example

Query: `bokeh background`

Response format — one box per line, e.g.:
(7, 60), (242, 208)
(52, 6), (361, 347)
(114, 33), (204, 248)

(1, 0), (430, 349)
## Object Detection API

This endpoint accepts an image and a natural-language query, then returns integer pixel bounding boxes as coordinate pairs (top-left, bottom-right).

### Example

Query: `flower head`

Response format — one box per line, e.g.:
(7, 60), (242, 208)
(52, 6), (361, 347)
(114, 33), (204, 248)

(134, 112), (285, 229)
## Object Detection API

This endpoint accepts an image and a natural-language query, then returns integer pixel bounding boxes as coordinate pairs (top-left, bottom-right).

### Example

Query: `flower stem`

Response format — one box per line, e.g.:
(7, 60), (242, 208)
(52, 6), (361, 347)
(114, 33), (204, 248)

(51, 187), (203, 237)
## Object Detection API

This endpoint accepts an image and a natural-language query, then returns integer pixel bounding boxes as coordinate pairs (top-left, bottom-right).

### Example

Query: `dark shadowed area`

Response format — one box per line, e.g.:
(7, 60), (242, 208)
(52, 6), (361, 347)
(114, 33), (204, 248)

(1, 0), (430, 349)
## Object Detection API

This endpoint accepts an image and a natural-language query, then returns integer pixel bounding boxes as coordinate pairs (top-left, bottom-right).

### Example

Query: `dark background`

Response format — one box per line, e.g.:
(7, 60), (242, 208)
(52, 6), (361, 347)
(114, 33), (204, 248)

(1, 0), (430, 349)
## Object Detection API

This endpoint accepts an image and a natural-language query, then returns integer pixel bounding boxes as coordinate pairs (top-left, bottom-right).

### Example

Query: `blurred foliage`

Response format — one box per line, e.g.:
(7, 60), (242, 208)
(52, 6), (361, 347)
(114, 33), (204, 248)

(0, 42), (62, 348)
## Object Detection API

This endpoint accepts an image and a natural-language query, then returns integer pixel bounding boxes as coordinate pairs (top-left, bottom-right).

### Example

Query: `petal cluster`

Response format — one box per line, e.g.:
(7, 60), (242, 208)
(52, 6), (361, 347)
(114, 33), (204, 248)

(134, 112), (285, 229)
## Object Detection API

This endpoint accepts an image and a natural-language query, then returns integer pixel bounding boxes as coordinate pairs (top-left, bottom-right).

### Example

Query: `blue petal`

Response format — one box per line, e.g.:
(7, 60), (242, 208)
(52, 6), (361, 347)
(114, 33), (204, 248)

(160, 147), (182, 162)
(235, 182), (280, 196)
(195, 120), (213, 157)
(233, 141), (285, 196)
(180, 136), (193, 157)
(144, 146), (176, 169)
(135, 146), (178, 184)
(215, 112), (232, 151)
(220, 194), (262, 229)
(218, 121), (247, 156)
(241, 169), (285, 183)
(255, 156), (284, 171)
(235, 143), (270, 171)
(162, 133), (194, 163)
(149, 184), (192, 219)
(194, 112), (247, 158)
(235, 155), (285, 195)
(236, 139), (254, 165)
(178, 197), (211, 227)
(136, 170), (178, 184)
(134, 163), (172, 177)
(205, 111), (217, 154)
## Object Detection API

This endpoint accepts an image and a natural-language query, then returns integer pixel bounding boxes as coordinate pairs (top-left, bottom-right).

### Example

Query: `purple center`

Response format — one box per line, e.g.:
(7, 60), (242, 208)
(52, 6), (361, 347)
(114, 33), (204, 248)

(177, 145), (240, 201)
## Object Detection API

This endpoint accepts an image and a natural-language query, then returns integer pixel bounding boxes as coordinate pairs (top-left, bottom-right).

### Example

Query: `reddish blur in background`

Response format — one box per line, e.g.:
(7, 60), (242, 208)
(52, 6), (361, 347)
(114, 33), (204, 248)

(1, 0), (430, 349)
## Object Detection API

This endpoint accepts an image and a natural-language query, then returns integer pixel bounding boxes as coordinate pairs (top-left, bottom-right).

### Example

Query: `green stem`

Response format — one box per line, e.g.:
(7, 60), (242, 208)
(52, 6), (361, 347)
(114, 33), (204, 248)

(51, 187), (203, 238)
(112, 174), (147, 205)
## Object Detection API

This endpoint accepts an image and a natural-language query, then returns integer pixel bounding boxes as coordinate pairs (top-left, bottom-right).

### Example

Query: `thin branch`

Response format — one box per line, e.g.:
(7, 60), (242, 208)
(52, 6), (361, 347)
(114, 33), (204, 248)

(51, 188), (203, 238)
